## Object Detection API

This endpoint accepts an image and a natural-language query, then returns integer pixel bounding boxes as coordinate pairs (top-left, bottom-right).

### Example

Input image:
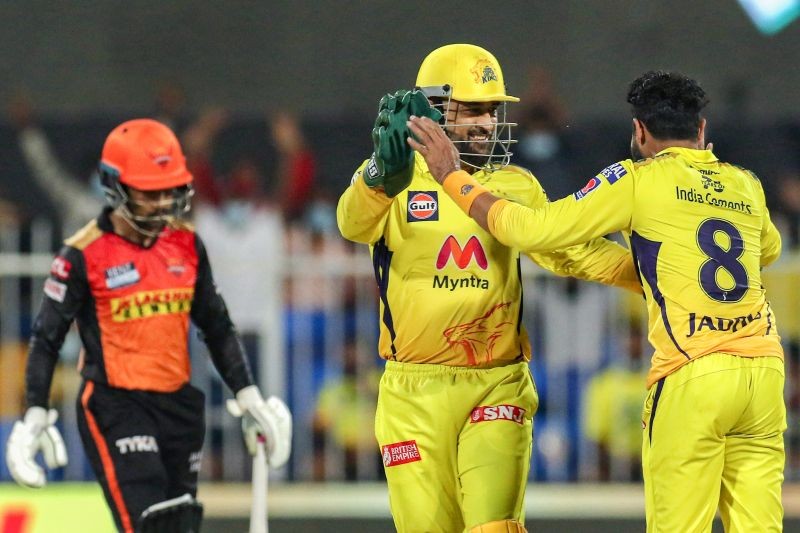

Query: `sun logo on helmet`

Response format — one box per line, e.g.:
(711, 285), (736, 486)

(470, 60), (498, 84)
(149, 149), (173, 168)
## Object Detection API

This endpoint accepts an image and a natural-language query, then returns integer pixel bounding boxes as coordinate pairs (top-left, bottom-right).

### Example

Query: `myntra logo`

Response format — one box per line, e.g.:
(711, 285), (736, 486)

(436, 235), (488, 270)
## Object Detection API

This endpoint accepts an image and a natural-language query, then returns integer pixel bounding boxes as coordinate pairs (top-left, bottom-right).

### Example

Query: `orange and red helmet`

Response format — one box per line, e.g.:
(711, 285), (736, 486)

(100, 118), (192, 190)
(99, 119), (194, 236)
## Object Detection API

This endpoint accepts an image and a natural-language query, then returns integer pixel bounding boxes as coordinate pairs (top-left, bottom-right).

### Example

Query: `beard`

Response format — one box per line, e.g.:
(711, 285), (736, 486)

(448, 126), (494, 170)
(460, 153), (492, 170)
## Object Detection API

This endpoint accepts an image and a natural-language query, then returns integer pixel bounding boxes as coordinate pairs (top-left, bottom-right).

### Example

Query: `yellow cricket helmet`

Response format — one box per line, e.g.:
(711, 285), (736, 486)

(415, 44), (518, 172)
(416, 44), (519, 103)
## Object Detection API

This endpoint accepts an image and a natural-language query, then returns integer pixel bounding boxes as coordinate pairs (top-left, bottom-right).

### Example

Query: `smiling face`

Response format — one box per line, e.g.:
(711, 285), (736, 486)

(442, 100), (500, 171)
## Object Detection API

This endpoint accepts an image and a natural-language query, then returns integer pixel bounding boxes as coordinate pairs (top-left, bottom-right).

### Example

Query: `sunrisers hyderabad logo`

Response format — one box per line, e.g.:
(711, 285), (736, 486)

(407, 191), (439, 222)
(148, 146), (173, 168)
(471, 59), (498, 84)
(436, 235), (488, 270)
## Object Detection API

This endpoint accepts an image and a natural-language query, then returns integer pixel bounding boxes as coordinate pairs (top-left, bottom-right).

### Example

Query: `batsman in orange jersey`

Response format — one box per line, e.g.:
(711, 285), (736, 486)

(412, 70), (786, 533)
(337, 43), (643, 532)
(5, 119), (292, 533)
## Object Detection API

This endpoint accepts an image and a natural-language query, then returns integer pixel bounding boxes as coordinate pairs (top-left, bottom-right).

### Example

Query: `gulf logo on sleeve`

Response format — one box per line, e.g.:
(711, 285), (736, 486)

(407, 191), (439, 222)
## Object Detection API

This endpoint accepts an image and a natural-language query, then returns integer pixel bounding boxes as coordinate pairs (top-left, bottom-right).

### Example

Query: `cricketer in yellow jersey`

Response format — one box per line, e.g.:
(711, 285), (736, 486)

(410, 70), (786, 533)
(337, 43), (643, 533)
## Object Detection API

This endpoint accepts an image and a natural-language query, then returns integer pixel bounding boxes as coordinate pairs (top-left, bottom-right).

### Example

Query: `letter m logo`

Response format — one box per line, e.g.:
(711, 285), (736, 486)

(436, 235), (488, 270)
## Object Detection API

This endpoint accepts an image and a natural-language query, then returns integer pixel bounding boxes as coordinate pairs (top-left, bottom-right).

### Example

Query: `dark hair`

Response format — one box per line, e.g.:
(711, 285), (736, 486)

(626, 71), (709, 140)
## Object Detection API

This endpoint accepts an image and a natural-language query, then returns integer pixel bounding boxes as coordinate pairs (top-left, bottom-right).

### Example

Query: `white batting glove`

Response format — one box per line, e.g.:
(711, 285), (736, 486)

(227, 386), (292, 468)
(5, 407), (68, 488)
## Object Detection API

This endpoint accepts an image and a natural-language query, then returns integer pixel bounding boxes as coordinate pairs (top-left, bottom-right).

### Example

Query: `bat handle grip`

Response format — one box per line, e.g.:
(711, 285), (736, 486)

(250, 440), (268, 533)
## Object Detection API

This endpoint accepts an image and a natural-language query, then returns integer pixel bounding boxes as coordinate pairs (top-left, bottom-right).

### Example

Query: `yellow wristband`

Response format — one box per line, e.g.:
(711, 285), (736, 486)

(441, 170), (490, 214)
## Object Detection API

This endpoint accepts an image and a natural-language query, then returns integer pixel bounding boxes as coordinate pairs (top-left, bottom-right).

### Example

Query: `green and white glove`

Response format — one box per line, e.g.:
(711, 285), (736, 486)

(363, 89), (442, 197)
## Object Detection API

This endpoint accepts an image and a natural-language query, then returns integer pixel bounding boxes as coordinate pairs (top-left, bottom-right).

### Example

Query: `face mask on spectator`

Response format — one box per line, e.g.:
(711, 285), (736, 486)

(222, 200), (253, 228)
(520, 132), (559, 161)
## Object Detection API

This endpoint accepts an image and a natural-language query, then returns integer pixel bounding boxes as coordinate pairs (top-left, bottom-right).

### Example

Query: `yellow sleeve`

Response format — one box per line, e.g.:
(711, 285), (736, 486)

(518, 171), (640, 293)
(757, 182), (782, 267)
(761, 212), (782, 267)
(490, 162), (635, 253)
(336, 160), (393, 244)
(529, 238), (642, 294)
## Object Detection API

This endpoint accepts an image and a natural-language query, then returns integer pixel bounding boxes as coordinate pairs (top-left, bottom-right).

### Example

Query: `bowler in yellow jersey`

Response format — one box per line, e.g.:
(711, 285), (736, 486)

(337, 44), (642, 533)
(411, 70), (785, 532)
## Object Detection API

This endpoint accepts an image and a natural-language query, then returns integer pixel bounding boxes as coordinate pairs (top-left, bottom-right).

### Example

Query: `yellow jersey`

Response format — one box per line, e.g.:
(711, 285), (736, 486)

(488, 147), (783, 385)
(337, 154), (641, 366)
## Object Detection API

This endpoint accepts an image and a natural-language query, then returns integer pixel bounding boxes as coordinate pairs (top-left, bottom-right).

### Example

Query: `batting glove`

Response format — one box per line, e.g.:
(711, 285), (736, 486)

(229, 386), (292, 468)
(6, 407), (68, 488)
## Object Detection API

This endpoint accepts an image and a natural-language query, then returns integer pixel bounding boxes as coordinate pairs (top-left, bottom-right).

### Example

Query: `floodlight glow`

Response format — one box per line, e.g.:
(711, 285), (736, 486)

(737, 0), (800, 34)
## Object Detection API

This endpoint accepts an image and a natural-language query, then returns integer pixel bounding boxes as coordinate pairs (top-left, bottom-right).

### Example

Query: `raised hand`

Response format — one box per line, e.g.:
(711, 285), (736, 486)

(406, 116), (461, 184)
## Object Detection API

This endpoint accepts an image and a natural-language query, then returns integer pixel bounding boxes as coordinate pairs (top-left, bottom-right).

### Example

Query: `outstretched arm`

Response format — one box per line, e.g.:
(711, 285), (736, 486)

(407, 115), (634, 252)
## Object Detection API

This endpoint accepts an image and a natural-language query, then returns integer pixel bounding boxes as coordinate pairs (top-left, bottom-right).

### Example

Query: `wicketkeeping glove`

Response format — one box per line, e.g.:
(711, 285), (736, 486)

(5, 407), (68, 488)
(363, 89), (443, 197)
(228, 386), (292, 468)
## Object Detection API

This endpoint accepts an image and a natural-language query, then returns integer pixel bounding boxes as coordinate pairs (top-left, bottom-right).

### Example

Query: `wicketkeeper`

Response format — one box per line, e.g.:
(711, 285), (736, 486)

(336, 43), (642, 532)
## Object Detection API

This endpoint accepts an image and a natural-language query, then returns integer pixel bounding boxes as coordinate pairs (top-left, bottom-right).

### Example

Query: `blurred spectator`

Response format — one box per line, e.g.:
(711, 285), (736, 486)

(0, 195), (20, 225)
(6, 93), (101, 233)
(283, 223), (353, 479)
(513, 67), (583, 200)
(771, 169), (800, 250)
(304, 192), (338, 238)
(153, 80), (190, 133)
(192, 159), (284, 480)
(182, 107), (229, 207)
(582, 316), (648, 481)
(519, 66), (568, 125)
(271, 111), (316, 223)
(312, 339), (380, 481)
(194, 155), (283, 338)
(284, 222), (351, 384)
